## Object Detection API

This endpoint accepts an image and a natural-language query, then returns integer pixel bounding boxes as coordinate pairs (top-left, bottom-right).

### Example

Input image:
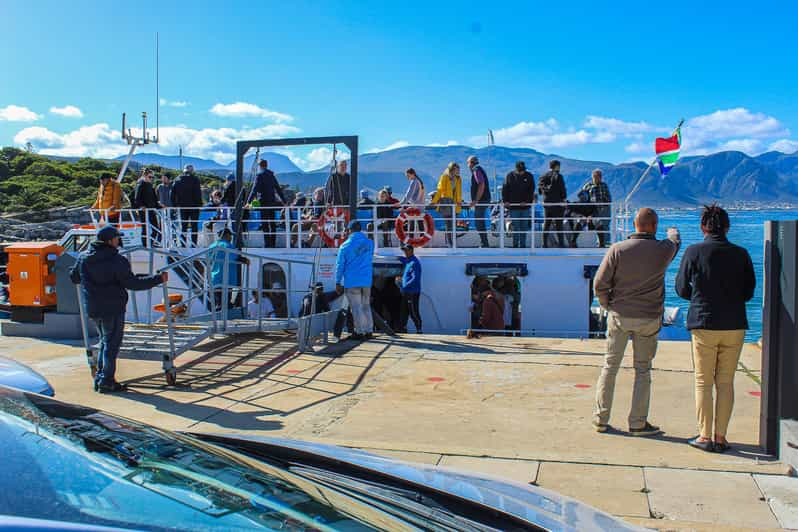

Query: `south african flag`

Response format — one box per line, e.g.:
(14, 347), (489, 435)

(655, 127), (681, 175)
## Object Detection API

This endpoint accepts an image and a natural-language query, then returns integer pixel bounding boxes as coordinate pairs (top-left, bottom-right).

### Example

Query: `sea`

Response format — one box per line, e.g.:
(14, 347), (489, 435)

(657, 208), (798, 342)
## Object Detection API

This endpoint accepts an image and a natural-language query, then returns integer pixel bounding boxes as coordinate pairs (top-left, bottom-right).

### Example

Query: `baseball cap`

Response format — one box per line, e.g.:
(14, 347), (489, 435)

(96, 225), (121, 242)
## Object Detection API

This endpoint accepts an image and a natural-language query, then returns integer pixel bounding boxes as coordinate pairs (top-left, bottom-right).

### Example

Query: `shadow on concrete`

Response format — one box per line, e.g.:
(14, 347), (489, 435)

(115, 332), (386, 430)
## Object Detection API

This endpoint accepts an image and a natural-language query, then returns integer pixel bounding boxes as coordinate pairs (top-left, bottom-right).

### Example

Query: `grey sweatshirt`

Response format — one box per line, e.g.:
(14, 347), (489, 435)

(594, 231), (680, 319)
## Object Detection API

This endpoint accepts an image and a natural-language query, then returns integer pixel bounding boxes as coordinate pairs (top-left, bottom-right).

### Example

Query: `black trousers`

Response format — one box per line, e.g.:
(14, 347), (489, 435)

(260, 207), (277, 248)
(542, 206), (565, 248)
(400, 292), (422, 333)
(181, 209), (199, 246)
(138, 209), (159, 247)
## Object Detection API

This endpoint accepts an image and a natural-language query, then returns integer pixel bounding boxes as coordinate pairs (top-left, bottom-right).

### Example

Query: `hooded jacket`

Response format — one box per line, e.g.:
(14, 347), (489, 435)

(502, 170), (536, 206)
(399, 255), (422, 294)
(70, 241), (162, 318)
(335, 231), (374, 288)
(92, 179), (122, 217)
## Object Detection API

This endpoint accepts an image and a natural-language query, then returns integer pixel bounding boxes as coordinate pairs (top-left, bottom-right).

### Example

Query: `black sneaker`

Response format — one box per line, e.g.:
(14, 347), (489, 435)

(97, 382), (128, 394)
(348, 333), (364, 341)
(629, 422), (662, 437)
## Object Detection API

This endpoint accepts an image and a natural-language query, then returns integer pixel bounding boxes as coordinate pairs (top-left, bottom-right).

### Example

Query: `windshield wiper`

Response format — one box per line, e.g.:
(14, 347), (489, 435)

(289, 464), (500, 532)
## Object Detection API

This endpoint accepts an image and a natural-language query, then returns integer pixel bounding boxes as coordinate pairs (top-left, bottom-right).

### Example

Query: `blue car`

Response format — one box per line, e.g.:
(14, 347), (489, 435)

(0, 356), (54, 396)
(0, 385), (641, 531)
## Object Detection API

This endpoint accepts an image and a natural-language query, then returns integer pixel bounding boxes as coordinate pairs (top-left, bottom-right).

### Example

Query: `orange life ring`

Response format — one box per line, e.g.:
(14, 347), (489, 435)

(395, 207), (435, 247)
(318, 207), (350, 247)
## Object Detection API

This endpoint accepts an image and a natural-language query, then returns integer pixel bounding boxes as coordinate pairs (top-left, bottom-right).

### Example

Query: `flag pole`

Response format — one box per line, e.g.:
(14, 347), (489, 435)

(623, 118), (684, 209)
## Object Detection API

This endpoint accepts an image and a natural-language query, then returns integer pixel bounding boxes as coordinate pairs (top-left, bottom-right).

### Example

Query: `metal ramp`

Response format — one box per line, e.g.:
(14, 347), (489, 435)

(75, 245), (314, 385)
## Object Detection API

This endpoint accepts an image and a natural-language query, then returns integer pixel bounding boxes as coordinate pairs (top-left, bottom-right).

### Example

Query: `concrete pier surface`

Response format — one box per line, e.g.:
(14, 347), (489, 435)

(2, 331), (796, 531)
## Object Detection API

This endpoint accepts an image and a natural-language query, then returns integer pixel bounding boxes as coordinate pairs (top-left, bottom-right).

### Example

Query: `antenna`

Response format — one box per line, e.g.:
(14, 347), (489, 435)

(116, 32), (161, 182)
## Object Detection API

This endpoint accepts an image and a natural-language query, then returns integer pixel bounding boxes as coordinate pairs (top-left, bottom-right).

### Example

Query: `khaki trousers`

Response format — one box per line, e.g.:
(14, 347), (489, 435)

(594, 311), (661, 429)
(691, 329), (745, 439)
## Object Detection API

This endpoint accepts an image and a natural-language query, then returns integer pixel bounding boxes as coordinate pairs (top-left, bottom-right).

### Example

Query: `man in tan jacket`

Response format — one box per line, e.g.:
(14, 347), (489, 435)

(593, 208), (680, 436)
(92, 175), (122, 222)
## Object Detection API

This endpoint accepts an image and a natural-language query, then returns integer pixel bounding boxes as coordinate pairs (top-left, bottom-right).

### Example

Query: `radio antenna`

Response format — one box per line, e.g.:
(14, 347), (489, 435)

(116, 32), (161, 182)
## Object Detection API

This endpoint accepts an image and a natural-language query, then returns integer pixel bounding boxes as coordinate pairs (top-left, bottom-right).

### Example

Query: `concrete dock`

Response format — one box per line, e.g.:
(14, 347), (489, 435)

(2, 331), (796, 531)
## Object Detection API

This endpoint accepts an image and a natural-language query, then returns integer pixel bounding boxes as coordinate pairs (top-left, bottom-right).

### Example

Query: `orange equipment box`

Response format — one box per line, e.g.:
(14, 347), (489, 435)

(6, 242), (63, 307)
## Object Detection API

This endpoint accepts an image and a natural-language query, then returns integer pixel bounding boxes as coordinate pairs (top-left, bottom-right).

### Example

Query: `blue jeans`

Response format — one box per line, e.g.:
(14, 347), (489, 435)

(93, 313), (125, 386)
(473, 205), (490, 247)
(508, 208), (531, 248)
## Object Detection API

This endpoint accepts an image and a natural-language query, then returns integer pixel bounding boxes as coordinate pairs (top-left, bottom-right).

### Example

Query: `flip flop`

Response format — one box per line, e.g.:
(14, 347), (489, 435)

(687, 436), (714, 452)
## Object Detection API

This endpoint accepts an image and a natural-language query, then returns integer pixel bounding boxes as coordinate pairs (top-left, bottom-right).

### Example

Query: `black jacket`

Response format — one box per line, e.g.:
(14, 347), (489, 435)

(299, 290), (341, 317)
(221, 180), (237, 206)
(325, 172), (351, 206)
(170, 172), (203, 208)
(132, 179), (159, 209)
(248, 169), (286, 206)
(675, 234), (755, 330)
(502, 170), (535, 206)
(538, 170), (567, 204)
(70, 242), (163, 319)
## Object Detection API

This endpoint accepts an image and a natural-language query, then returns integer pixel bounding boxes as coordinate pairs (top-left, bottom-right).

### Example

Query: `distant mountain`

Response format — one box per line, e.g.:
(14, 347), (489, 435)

(115, 152), (302, 175)
(86, 145), (798, 207)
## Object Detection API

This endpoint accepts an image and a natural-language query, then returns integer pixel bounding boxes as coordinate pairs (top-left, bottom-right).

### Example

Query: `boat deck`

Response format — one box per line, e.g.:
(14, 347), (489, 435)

(2, 332), (795, 531)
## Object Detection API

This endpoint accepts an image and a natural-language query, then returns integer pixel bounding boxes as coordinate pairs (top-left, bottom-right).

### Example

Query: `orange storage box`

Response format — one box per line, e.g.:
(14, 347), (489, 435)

(6, 242), (63, 307)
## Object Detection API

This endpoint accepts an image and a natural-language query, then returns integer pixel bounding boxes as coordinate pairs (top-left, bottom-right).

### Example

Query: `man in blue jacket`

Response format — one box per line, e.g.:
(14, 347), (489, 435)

(208, 227), (250, 310)
(70, 226), (167, 393)
(397, 243), (422, 333)
(335, 220), (374, 340)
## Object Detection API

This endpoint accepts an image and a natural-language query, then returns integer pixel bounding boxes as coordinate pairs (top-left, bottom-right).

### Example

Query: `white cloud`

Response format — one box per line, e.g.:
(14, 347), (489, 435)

(209, 102), (293, 122)
(584, 116), (657, 136)
(365, 140), (411, 154)
(624, 142), (648, 154)
(0, 105), (40, 122)
(426, 140), (459, 147)
(159, 98), (188, 108)
(49, 105), (83, 118)
(681, 108), (792, 156)
(769, 139), (798, 154)
(14, 122), (301, 163)
(479, 119), (616, 150)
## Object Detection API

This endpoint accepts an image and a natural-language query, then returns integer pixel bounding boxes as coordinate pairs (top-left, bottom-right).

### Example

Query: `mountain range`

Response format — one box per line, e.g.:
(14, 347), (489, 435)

(118, 146), (798, 207)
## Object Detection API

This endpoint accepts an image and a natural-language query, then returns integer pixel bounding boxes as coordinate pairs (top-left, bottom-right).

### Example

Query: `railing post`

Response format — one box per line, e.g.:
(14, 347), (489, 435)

(147, 250), (154, 324)
(207, 256), (217, 333)
(257, 258), (264, 331)
(75, 284), (95, 372)
(530, 205), (537, 251)
(222, 249), (230, 332)
(284, 206), (290, 249)
(287, 261), (293, 318)
(161, 281), (176, 373)
(498, 203), (505, 249)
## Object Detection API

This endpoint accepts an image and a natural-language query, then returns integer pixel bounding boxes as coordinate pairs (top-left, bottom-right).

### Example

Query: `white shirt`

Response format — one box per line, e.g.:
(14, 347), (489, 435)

(247, 296), (275, 318)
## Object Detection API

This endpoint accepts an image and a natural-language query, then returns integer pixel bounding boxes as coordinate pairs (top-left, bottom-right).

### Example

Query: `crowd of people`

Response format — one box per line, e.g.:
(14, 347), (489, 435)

(90, 156), (614, 249)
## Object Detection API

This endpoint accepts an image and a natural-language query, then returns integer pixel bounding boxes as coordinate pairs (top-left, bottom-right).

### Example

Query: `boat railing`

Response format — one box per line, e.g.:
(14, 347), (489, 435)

(86, 201), (626, 251)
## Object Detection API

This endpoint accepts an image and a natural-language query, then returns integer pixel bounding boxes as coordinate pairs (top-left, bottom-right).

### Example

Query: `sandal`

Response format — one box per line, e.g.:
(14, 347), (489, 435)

(687, 436), (714, 452)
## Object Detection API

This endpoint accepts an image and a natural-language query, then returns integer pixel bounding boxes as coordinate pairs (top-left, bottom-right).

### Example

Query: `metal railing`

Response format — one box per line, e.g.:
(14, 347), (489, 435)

(87, 201), (624, 251)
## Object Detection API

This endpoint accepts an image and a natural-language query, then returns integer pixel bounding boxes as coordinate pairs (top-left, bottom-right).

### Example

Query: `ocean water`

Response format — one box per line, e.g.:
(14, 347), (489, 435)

(657, 209), (798, 342)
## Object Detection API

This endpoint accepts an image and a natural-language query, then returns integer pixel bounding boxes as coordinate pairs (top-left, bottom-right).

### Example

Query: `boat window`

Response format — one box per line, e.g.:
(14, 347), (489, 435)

(465, 263), (528, 277)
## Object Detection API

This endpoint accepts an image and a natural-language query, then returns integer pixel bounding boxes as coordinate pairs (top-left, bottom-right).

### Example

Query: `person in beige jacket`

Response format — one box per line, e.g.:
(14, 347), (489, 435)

(592, 208), (680, 436)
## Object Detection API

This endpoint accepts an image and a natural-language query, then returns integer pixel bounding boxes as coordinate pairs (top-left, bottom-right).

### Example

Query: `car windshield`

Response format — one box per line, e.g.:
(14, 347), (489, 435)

(0, 390), (417, 531)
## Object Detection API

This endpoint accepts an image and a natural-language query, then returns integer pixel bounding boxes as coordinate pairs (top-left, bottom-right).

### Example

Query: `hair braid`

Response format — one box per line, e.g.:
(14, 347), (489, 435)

(700, 203), (730, 235)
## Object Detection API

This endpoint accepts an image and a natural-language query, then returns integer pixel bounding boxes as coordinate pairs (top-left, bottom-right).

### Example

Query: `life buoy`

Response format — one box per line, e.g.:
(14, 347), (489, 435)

(318, 207), (350, 247)
(395, 207), (435, 247)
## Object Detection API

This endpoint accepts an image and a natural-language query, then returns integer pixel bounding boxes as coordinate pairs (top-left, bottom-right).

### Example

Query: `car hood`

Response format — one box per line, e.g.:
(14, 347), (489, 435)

(196, 433), (644, 532)
(0, 357), (54, 396)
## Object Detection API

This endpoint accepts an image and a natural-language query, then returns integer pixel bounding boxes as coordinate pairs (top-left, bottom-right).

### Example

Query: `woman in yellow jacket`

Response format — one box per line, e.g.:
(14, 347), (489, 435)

(430, 162), (462, 246)
(92, 175), (123, 222)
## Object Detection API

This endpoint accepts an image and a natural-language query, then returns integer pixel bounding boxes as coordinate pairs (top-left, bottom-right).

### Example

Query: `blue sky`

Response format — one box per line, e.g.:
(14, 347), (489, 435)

(1, 0), (797, 169)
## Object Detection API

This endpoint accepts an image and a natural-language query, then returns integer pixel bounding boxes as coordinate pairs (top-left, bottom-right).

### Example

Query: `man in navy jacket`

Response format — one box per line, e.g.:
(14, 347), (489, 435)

(247, 159), (286, 247)
(397, 243), (422, 333)
(71, 226), (167, 393)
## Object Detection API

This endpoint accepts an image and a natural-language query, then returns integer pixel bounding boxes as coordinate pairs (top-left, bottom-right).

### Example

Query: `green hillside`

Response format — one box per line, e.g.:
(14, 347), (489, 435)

(0, 147), (221, 213)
